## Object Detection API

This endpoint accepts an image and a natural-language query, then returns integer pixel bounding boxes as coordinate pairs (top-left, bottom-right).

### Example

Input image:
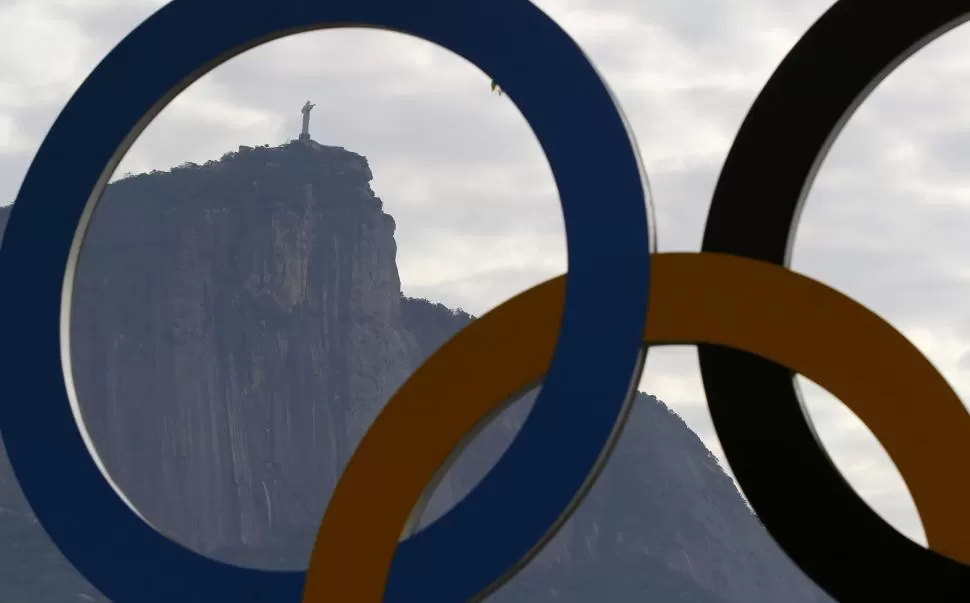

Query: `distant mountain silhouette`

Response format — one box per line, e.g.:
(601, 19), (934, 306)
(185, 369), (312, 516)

(0, 140), (831, 602)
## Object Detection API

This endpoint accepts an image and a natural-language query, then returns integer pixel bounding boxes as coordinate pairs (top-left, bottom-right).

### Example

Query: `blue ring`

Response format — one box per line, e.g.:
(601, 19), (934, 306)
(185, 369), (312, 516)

(0, 0), (651, 601)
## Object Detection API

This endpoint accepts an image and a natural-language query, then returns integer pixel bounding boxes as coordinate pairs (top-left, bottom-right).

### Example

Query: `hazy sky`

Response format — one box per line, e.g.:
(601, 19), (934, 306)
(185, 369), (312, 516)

(5, 0), (970, 557)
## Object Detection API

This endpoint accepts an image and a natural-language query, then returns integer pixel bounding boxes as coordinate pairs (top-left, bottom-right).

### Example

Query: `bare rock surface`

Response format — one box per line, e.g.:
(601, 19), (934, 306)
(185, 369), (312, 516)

(0, 142), (831, 602)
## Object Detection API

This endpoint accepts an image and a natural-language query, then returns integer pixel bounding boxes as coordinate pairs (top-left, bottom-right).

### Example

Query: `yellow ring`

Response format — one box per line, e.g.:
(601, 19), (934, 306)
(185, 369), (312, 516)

(300, 251), (970, 601)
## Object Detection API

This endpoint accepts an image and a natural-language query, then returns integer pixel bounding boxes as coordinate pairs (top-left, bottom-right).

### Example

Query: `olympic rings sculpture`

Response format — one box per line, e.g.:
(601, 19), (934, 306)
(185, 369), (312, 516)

(2, 0), (970, 601)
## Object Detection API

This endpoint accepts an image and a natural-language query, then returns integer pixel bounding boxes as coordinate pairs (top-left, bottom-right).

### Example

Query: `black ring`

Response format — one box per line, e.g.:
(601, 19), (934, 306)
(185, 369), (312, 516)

(701, 0), (970, 599)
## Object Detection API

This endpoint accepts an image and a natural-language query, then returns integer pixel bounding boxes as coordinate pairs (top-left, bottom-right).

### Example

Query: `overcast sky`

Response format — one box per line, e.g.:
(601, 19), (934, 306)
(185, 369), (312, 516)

(6, 0), (970, 559)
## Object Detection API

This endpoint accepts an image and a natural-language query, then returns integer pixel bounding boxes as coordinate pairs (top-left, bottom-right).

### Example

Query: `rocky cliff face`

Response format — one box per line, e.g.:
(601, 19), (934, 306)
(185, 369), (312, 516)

(0, 142), (831, 602)
(68, 141), (427, 558)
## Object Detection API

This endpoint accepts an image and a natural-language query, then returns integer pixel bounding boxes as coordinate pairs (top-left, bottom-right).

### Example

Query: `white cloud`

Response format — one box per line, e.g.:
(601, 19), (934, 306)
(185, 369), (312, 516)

(3, 0), (967, 566)
(0, 3), (94, 108)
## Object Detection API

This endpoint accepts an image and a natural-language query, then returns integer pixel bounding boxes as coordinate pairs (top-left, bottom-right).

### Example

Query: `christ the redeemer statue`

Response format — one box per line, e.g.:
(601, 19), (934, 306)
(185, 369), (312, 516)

(300, 100), (315, 141)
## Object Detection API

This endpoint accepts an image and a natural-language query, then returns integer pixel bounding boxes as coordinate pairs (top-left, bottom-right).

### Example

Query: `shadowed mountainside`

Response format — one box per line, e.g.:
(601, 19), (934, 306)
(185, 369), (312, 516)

(0, 141), (830, 602)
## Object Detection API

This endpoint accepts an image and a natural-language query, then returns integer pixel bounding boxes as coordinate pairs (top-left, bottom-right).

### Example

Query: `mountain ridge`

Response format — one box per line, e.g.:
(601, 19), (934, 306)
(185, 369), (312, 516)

(0, 140), (830, 602)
